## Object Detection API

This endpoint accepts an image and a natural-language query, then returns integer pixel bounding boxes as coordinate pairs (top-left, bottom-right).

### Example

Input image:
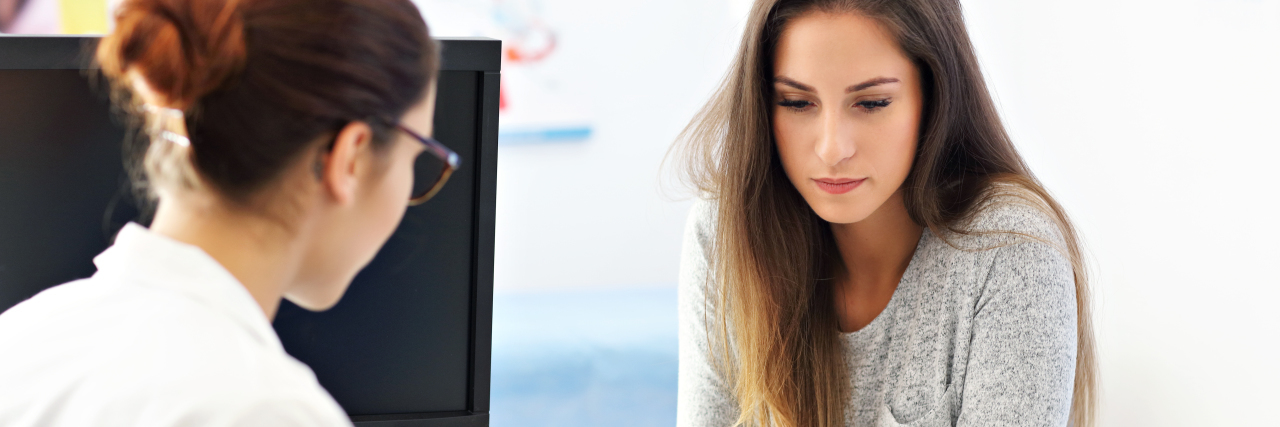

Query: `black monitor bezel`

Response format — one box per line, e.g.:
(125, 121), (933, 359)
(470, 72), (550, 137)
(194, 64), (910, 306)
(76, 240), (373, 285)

(0, 35), (499, 427)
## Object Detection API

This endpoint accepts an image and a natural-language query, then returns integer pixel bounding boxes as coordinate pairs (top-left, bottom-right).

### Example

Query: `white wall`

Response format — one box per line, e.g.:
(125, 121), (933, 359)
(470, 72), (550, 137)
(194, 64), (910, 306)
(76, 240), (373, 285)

(421, 0), (745, 292)
(963, 0), (1280, 425)
(434, 0), (1280, 424)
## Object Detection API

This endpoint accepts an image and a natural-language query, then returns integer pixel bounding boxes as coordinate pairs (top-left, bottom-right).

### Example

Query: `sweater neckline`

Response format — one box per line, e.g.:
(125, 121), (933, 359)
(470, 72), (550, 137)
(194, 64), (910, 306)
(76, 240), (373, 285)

(841, 228), (932, 339)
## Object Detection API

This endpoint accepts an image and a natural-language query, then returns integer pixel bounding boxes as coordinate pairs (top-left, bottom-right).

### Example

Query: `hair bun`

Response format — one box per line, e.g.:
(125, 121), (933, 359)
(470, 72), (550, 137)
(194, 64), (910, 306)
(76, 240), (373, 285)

(97, 0), (247, 110)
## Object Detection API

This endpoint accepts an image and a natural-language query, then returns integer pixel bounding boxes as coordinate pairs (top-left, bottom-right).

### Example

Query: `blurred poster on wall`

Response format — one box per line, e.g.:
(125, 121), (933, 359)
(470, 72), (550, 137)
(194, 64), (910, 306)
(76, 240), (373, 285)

(2, 0), (594, 147)
(0, 0), (109, 34)
(412, 0), (593, 145)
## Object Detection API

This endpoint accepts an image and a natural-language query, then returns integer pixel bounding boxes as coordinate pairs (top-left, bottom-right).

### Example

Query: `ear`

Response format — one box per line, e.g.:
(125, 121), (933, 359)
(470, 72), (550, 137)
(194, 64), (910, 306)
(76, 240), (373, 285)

(320, 121), (374, 206)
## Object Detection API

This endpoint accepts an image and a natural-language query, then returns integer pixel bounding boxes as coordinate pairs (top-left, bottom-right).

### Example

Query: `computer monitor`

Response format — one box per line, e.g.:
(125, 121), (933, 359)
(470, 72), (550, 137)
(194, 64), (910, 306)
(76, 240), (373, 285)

(0, 35), (499, 427)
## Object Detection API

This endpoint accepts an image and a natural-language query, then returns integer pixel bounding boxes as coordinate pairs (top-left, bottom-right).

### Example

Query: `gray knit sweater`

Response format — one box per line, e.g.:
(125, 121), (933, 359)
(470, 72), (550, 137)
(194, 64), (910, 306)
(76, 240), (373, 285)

(676, 197), (1078, 427)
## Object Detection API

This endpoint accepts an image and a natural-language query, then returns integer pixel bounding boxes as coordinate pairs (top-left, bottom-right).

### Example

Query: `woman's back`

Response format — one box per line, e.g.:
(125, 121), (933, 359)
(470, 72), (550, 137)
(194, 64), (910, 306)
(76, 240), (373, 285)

(0, 0), (443, 424)
(0, 225), (347, 426)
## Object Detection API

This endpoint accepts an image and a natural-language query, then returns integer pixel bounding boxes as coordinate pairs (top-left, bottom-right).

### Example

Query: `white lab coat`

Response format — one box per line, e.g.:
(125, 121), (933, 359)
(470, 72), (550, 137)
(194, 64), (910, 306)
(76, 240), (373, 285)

(0, 223), (352, 427)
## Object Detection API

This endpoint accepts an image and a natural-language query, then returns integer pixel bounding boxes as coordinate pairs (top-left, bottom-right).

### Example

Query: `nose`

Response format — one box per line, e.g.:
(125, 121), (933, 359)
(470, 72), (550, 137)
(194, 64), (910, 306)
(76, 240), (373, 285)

(814, 108), (855, 167)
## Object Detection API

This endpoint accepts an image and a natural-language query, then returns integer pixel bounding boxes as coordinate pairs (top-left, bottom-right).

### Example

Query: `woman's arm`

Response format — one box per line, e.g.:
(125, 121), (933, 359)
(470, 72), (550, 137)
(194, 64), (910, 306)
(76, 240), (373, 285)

(957, 241), (1078, 427)
(676, 201), (739, 427)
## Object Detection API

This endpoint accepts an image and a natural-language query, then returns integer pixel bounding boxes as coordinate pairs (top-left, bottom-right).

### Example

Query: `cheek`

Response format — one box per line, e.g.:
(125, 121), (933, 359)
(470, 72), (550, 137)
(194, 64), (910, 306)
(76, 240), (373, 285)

(867, 110), (920, 182)
(390, 157), (415, 204)
(361, 152), (413, 244)
(381, 156), (414, 223)
(772, 111), (811, 179)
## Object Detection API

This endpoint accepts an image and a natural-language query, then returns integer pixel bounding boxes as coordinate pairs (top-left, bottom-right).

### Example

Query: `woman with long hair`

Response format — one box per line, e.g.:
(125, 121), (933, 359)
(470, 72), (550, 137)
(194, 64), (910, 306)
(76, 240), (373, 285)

(0, 0), (453, 425)
(674, 0), (1096, 426)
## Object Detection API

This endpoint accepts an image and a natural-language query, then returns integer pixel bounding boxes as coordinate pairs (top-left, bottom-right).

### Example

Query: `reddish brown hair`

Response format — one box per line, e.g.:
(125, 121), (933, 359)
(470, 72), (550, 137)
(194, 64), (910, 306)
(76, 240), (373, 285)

(97, 0), (438, 202)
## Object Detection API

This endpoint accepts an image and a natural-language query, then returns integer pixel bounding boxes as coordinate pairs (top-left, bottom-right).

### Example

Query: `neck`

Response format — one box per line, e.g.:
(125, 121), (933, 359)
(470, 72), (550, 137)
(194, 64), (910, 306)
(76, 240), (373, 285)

(148, 192), (308, 320)
(829, 189), (923, 295)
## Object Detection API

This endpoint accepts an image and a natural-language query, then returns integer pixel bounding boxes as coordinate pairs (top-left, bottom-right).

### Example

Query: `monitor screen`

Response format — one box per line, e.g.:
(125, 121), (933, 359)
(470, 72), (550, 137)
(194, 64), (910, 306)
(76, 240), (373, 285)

(0, 36), (498, 426)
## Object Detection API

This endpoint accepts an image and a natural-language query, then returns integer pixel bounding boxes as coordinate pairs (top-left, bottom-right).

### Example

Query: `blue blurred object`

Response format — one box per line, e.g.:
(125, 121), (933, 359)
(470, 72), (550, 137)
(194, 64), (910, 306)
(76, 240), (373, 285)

(498, 126), (593, 145)
(491, 287), (677, 427)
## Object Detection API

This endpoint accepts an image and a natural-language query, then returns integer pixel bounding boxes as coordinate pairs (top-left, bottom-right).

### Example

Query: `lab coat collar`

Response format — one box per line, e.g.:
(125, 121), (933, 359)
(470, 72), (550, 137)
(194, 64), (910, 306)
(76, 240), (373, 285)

(93, 223), (285, 352)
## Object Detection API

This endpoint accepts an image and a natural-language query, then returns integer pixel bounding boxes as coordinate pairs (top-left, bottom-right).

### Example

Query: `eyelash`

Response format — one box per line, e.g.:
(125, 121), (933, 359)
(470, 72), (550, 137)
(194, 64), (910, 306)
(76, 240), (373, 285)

(857, 99), (891, 111)
(776, 99), (893, 112)
(778, 100), (812, 110)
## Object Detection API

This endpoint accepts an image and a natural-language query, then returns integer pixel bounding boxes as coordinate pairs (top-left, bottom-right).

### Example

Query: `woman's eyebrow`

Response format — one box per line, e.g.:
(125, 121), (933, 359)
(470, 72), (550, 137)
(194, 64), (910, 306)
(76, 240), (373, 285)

(773, 76), (901, 93)
(847, 77), (900, 92)
(773, 76), (814, 92)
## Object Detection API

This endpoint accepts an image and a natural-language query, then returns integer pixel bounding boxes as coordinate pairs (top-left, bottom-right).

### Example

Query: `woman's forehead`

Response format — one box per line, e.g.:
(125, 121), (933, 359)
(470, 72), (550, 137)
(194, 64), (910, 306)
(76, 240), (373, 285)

(773, 12), (913, 89)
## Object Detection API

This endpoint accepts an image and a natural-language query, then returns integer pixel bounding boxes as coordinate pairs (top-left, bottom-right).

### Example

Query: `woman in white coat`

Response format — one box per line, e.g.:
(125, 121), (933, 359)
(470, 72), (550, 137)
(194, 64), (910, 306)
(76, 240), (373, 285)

(0, 0), (456, 425)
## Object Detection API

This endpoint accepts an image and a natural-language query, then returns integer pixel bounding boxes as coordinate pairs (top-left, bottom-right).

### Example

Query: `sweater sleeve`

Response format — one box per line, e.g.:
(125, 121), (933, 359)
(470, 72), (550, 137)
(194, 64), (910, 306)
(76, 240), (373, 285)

(676, 200), (740, 427)
(956, 240), (1078, 427)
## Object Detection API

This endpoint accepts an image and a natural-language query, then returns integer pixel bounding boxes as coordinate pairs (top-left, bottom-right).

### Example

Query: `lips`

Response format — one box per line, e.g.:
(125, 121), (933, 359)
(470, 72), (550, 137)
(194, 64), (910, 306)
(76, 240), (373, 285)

(813, 178), (865, 195)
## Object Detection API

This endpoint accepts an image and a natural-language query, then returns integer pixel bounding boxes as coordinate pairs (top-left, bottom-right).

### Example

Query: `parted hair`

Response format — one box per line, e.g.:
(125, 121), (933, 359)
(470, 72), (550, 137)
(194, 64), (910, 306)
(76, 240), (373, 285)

(96, 0), (438, 203)
(671, 0), (1096, 426)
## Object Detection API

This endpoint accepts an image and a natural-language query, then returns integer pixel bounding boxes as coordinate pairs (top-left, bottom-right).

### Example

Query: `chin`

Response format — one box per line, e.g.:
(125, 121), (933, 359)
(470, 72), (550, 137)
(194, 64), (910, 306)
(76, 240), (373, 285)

(806, 198), (879, 225)
(284, 278), (354, 312)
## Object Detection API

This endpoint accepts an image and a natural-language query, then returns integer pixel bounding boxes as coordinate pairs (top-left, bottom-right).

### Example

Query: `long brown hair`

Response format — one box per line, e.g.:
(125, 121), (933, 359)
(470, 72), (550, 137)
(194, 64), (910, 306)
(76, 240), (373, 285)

(672, 0), (1096, 425)
(96, 0), (438, 204)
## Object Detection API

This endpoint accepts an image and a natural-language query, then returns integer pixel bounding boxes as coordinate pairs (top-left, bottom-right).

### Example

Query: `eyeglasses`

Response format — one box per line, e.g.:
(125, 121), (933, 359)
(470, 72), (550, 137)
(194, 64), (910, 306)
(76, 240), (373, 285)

(138, 104), (457, 205)
(398, 125), (460, 206)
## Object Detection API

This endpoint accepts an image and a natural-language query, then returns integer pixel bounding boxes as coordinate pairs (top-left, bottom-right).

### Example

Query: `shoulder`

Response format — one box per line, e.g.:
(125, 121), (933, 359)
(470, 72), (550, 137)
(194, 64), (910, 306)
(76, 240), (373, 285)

(679, 198), (718, 281)
(679, 199), (718, 297)
(945, 182), (1069, 251)
(924, 183), (1077, 299)
(684, 198), (717, 251)
(124, 341), (348, 426)
(158, 364), (349, 427)
(678, 199), (726, 341)
(0, 277), (348, 426)
(947, 184), (1075, 306)
(107, 291), (340, 417)
(0, 275), (120, 322)
(1, 274), (253, 358)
